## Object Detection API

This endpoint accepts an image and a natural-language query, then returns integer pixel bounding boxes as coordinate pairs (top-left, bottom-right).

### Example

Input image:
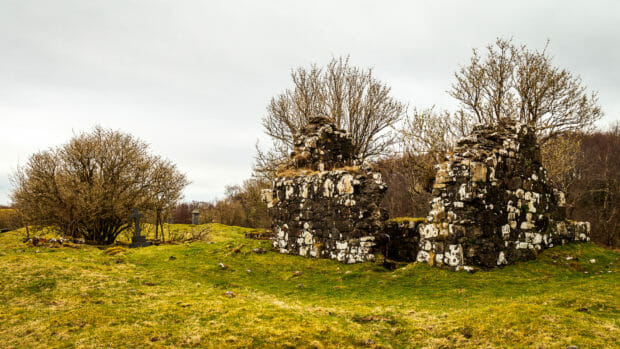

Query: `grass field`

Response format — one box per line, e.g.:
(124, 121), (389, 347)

(0, 224), (618, 348)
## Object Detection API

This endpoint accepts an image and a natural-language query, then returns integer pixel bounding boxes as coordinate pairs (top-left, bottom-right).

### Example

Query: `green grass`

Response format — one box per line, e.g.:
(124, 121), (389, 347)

(387, 217), (427, 224)
(0, 225), (618, 348)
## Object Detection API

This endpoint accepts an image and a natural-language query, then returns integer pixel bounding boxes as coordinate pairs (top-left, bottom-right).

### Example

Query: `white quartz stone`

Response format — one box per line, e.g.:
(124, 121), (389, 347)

(497, 251), (507, 265)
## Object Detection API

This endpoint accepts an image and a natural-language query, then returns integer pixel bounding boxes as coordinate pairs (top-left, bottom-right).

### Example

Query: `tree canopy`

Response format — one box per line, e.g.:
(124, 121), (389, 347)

(11, 127), (189, 244)
(255, 56), (407, 177)
(449, 38), (602, 142)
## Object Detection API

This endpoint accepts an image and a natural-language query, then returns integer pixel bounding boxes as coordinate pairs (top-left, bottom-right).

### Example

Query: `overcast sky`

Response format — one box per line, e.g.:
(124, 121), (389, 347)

(1, 0), (619, 205)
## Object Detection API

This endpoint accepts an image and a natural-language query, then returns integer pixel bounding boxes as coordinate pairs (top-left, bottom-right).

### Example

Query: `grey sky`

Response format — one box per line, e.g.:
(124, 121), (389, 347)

(1, 0), (619, 205)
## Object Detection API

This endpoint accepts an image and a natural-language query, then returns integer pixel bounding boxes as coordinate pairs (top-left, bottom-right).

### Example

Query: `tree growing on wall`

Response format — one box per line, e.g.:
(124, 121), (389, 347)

(11, 127), (189, 244)
(255, 56), (407, 178)
(449, 38), (602, 142)
(405, 38), (602, 157)
(395, 38), (603, 220)
(407, 39), (601, 166)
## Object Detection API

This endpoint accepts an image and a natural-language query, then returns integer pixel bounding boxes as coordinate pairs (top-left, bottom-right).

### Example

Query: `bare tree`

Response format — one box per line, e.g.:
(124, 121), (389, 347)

(396, 39), (602, 218)
(570, 124), (620, 247)
(449, 38), (602, 142)
(255, 56), (407, 177)
(392, 107), (474, 214)
(11, 127), (189, 244)
(400, 107), (473, 163)
(149, 159), (190, 240)
(540, 133), (582, 193)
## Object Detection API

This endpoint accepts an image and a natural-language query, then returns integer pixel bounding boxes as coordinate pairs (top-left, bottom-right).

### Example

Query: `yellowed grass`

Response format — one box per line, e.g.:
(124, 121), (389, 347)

(0, 225), (618, 348)
(388, 216), (428, 224)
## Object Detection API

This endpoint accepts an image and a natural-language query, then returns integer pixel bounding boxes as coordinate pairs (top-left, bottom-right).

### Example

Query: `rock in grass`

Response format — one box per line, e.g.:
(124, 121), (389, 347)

(245, 230), (274, 240)
(223, 291), (235, 298)
(252, 247), (266, 254)
(189, 335), (202, 345)
(382, 259), (397, 270)
(589, 259), (596, 263)
(361, 339), (375, 346)
(309, 340), (324, 349)
(460, 325), (474, 339)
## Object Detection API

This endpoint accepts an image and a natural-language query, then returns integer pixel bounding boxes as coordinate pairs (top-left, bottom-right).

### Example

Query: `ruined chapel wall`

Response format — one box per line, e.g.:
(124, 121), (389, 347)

(264, 116), (590, 269)
(268, 169), (386, 263)
(264, 116), (388, 263)
(416, 119), (590, 269)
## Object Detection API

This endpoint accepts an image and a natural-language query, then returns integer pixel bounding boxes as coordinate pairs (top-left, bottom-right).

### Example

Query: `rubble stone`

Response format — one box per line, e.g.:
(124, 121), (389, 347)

(263, 116), (590, 269)
(262, 116), (387, 263)
(417, 118), (590, 269)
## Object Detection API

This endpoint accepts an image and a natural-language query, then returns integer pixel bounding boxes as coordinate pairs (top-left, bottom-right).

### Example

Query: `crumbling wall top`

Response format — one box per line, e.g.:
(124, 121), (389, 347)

(417, 117), (589, 269)
(287, 116), (358, 171)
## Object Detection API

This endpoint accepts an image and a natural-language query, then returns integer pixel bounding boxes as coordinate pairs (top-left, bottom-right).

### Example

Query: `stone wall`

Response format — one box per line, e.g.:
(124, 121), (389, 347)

(262, 116), (590, 269)
(382, 218), (423, 262)
(416, 119), (590, 270)
(263, 117), (388, 263)
(288, 116), (357, 171)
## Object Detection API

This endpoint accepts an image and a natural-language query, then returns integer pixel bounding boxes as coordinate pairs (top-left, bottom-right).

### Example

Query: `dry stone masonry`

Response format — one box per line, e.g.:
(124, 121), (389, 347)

(262, 116), (387, 263)
(417, 119), (590, 270)
(382, 218), (423, 262)
(262, 116), (590, 270)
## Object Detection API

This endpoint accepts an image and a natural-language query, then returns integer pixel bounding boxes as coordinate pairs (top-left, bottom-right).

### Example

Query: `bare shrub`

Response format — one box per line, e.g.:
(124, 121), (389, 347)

(11, 127), (189, 244)
(255, 56), (407, 178)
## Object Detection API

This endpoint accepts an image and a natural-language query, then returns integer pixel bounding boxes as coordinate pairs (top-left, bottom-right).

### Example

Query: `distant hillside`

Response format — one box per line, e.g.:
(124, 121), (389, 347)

(0, 208), (18, 231)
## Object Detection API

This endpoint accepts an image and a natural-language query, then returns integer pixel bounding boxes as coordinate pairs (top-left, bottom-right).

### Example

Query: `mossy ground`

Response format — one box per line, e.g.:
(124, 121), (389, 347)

(0, 225), (618, 348)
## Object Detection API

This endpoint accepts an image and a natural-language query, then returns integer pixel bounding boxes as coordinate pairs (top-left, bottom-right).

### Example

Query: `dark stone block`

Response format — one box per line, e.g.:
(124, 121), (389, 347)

(265, 117), (387, 263)
(421, 118), (590, 270)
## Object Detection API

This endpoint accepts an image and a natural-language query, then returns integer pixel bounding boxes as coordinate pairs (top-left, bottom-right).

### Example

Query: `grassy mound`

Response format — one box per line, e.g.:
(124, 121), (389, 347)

(0, 224), (618, 348)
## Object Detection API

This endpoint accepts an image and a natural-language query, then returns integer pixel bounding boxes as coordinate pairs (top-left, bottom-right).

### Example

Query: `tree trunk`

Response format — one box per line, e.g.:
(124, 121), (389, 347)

(155, 211), (159, 240)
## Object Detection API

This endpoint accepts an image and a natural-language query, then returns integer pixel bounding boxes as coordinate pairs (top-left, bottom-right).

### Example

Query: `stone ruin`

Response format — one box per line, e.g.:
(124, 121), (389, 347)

(417, 119), (589, 269)
(262, 116), (387, 263)
(262, 116), (590, 270)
